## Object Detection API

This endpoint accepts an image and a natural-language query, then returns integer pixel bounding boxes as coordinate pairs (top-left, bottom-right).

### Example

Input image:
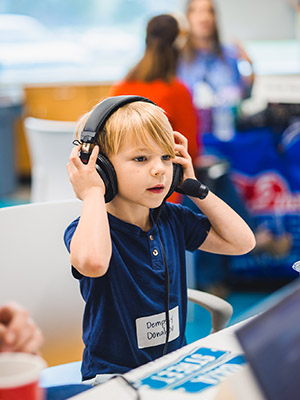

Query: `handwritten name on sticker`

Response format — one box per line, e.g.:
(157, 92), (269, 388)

(136, 306), (179, 349)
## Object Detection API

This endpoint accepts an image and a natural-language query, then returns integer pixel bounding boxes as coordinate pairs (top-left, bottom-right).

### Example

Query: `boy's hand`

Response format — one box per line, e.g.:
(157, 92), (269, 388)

(67, 145), (106, 200)
(173, 131), (196, 184)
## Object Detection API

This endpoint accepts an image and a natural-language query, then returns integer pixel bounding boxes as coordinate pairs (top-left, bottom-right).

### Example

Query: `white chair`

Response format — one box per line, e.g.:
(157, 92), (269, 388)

(187, 288), (232, 334)
(0, 199), (232, 385)
(24, 117), (77, 202)
(0, 199), (84, 366)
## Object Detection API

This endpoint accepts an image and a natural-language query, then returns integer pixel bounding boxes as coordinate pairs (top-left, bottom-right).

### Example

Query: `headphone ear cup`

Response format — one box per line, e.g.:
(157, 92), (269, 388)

(165, 163), (183, 199)
(95, 154), (118, 203)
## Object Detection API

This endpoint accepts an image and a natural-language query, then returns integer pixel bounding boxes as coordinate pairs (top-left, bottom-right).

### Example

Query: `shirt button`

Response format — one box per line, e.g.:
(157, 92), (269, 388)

(149, 235), (154, 241)
(153, 249), (158, 256)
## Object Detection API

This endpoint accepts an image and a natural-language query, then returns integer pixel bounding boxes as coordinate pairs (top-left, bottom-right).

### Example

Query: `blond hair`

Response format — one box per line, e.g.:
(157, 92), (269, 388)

(76, 101), (176, 158)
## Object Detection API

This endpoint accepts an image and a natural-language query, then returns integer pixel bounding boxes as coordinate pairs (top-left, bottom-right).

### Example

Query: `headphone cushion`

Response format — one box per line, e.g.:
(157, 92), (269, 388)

(165, 163), (183, 199)
(95, 154), (118, 203)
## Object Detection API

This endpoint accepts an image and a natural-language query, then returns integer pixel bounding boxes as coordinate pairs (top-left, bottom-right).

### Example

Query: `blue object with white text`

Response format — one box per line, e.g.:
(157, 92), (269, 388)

(138, 347), (245, 393)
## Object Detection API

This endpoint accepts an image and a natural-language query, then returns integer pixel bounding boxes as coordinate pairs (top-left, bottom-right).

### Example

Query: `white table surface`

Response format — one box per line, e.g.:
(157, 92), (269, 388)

(69, 319), (249, 400)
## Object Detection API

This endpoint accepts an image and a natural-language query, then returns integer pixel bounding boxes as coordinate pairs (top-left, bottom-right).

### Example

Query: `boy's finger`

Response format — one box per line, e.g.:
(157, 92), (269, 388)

(173, 131), (187, 141)
(69, 146), (83, 168)
(173, 132), (188, 150)
(174, 143), (188, 157)
(69, 145), (80, 159)
(173, 131), (182, 136)
(88, 145), (100, 164)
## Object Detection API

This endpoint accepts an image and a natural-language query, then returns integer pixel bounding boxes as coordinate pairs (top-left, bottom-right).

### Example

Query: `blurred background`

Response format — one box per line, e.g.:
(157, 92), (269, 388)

(1, 0), (300, 367)
(1, 0), (300, 193)
(1, 0), (300, 196)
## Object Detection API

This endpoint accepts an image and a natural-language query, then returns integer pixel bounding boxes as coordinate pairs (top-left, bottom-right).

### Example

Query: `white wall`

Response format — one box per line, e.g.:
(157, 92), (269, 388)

(215, 0), (297, 41)
(179, 0), (298, 41)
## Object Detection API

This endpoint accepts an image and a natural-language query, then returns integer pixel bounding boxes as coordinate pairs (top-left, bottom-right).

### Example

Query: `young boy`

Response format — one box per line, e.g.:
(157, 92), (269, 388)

(64, 98), (255, 382)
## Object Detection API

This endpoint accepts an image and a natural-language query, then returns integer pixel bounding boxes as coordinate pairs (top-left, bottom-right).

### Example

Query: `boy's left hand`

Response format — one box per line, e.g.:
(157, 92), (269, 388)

(173, 131), (196, 185)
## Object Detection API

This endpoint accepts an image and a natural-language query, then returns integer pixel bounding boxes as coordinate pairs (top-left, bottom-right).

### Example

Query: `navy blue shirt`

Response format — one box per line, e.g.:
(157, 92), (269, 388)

(64, 202), (211, 380)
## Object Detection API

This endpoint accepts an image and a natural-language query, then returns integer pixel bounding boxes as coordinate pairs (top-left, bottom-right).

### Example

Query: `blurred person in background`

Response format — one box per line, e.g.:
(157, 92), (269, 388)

(177, 0), (254, 121)
(175, 1), (291, 296)
(0, 302), (43, 354)
(110, 14), (199, 203)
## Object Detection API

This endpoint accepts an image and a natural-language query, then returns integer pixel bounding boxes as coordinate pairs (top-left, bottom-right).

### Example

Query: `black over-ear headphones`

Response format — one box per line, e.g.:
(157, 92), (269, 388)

(80, 95), (183, 203)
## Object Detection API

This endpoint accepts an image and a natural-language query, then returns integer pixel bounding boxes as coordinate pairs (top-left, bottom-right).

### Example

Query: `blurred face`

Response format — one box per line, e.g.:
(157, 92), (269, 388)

(187, 0), (216, 41)
(110, 134), (173, 210)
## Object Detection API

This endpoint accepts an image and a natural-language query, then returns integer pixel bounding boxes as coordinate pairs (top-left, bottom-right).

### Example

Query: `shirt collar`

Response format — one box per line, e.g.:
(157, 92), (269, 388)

(108, 209), (158, 237)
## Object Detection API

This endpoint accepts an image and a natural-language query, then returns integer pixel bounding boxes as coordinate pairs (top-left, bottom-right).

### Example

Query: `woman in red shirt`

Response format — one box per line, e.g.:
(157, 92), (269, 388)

(110, 14), (199, 203)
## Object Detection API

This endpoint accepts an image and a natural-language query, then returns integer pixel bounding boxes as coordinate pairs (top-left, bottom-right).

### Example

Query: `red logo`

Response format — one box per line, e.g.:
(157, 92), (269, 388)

(232, 171), (300, 213)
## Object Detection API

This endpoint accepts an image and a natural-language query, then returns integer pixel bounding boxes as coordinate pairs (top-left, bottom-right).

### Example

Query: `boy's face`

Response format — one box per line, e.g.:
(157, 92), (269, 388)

(109, 135), (174, 209)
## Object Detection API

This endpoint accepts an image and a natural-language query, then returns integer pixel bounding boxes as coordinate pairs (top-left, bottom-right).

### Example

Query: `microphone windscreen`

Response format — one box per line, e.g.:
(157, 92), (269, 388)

(181, 179), (202, 197)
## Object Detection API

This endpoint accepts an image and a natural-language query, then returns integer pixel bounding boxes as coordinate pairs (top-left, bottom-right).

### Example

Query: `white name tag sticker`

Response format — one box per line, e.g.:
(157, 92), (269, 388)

(135, 306), (180, 349)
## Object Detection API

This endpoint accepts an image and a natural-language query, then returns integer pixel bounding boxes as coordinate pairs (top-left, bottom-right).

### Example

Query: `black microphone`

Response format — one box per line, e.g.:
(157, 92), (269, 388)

(182, 179), (209, 199)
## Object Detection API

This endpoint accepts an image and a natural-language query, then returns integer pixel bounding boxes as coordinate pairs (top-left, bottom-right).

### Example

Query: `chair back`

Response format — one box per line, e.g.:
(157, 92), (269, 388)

(0, 199), (84, 366)
(24, 117), (77, 202)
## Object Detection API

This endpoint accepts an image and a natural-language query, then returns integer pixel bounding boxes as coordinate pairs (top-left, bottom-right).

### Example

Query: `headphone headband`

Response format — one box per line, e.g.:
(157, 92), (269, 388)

(81, 95), (155, 143)
(79, 95), (183, 204)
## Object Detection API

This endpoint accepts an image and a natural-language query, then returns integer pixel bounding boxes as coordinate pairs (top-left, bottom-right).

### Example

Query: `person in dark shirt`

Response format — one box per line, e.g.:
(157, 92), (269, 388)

(64, 96), (255, 382)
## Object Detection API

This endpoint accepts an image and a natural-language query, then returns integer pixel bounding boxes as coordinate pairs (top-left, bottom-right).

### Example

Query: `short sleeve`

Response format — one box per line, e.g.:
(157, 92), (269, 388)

(63, 217), (83, 279)
(64, 217), (80, 252)
(181, 205), (211, 251)
(162, 203), (211, 252)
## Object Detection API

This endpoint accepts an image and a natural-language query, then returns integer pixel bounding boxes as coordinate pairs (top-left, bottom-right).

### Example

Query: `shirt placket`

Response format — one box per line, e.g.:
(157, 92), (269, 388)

(147, 233), (164, 270)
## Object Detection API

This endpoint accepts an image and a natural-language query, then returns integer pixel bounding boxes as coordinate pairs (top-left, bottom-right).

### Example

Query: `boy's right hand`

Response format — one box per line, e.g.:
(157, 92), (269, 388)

(67, 145), (106, 201)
